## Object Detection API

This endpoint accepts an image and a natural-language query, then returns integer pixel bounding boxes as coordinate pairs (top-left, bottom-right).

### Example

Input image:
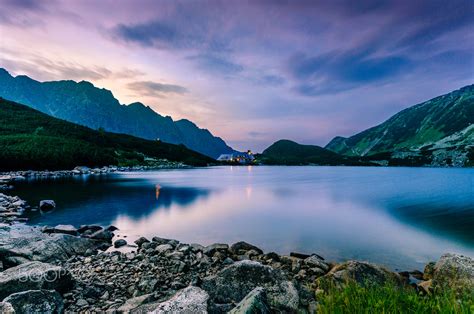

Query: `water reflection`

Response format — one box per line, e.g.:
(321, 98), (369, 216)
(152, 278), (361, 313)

(12, 166), (474, 270)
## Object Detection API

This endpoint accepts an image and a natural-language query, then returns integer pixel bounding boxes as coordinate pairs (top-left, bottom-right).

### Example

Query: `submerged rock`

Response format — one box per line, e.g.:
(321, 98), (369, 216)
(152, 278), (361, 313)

(202, 260), (299, 312)
(3, 290), (64, 314)
(39, 200), (56, 211)
(0, 262), (73, 299)
(114, 239), (127, 248)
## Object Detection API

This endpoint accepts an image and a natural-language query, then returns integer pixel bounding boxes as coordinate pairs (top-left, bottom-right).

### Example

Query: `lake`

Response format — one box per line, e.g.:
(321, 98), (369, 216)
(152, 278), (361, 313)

(14, 166), (474, 270)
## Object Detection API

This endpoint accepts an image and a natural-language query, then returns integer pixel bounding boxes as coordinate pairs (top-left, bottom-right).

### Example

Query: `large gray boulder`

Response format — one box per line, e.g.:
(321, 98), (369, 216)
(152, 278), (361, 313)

(0, 302), (15, 314)
(0, 224), (108, 267)
(135, 286), (209, 314)
(229, 287), (269, 314)
(316, 260), (403, 289)
(3, 290), (64, 314)
(0, 262), (73, 299)
(432, 253), (474, 292)
(202, 260), (299, 312)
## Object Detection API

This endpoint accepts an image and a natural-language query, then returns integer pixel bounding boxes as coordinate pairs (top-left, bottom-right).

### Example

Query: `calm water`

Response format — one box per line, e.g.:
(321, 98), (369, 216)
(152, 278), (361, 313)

(14, 166), (474, 270)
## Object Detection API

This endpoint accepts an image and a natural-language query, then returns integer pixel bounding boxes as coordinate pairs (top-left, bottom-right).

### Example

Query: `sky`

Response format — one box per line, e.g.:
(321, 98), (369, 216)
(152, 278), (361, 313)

(0, 0), (473, 152)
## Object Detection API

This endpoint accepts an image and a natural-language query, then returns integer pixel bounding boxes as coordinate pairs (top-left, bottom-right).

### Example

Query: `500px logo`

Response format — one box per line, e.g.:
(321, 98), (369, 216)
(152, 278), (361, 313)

(17, 269), (68, 283)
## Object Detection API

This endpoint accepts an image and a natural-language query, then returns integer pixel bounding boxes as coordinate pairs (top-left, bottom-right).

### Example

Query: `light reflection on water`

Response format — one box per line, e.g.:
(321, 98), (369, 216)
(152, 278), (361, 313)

(16, 166), (474, 270)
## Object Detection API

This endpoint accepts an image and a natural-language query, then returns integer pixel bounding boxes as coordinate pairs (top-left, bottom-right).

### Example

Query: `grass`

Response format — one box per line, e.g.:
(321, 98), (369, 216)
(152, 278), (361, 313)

(316, 282), (474, 314)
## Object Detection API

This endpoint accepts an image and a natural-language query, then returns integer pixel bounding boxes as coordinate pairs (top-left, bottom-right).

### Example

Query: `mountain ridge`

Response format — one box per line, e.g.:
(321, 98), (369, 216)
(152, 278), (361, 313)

(0, 68), (233, 158)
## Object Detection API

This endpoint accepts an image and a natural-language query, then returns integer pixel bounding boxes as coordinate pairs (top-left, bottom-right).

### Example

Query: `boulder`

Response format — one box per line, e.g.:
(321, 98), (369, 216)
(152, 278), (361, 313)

(134, 236), (150, 247)
(230, 241), (263, 255)
(89, 229), (114, 242)
(423, 261), (436, 280)
(0, 262), (73, 299)
(39, 200), (56, 211)
(117, 293), (155, 312)
(304, 255), (330, 272)
(43, 225), (78, 236)
(290, 252), (311, 259)
(77, 225), (102, 234)
(135, 286), (209, 313)
(3, 290), (64, 314)
(316, 260), (403, 289)
(0, 302), (14, 314)
(155, 244), (173, 254)
(432, 253), (474, 292)
(202, 260), (299, 312)
(203, 243), (229, 256)
(0, 225), (109, 266)
(114, 239), (127, 248)
(229, 287), (270, 314)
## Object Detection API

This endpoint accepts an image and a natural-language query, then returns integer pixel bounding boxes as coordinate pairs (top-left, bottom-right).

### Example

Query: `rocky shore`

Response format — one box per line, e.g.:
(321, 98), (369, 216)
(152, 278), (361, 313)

(0, 222), (473, 313)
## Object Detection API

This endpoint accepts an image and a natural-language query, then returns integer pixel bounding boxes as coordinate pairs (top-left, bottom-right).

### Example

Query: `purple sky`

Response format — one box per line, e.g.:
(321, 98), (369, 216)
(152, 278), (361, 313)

(0, 0), (473, 151)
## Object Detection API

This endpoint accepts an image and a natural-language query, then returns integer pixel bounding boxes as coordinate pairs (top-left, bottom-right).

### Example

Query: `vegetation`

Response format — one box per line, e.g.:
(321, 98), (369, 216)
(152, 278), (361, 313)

(317, 282), (474, 314)
(0, 98), (214, 170)
(259, 139), (375, 166)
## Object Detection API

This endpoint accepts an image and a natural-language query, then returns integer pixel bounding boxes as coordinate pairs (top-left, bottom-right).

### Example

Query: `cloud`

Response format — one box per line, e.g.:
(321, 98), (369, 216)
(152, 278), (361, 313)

(187, 54), (243, 76)
(113, 20), (178, 48)
(127, 80), (188, 97)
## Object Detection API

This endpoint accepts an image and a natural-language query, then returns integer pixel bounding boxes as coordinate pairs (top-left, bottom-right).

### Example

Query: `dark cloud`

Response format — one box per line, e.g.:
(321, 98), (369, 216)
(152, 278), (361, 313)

(127, 81), (188, 97)
(113, 20), (178, 48)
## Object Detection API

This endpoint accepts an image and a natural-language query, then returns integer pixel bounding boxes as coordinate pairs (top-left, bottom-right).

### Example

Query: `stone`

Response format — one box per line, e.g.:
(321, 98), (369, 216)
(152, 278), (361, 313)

(114, 239), (127, 248)
(152, 236), (172, 245)
(134, 236), (150, 247)
(43, 224), (78, 236)
(230, 241), (264, 255)
(0, 302), (15, 314)
(0, 225), (109, 265)
(155, 244), (173, 254)
(229, 287), (270, 314)
(89, 229), (114, 242)
(76, 298), (89, 307)
(117, 293), (154, 312)
(423, 261), (436, 280)
(203, 243), (229, 256)
(77, 225), (102, 234)
(304, 255), (330, 272)
(432, 253), (474, 292)
(290, 252), (311, 259)
(316, 260), (403, 289)
(0, 262), (74, 299)
(148, 286), (209, 313)
(202, 260), (299, 312)
(417, 280), (433, 295)
(3, 290), (64, 314)
(39, 200), (56, 211)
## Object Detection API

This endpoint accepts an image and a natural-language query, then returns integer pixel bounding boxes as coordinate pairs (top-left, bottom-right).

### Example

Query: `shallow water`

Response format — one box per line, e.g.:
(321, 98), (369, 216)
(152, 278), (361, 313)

(14, 166), (474, 270)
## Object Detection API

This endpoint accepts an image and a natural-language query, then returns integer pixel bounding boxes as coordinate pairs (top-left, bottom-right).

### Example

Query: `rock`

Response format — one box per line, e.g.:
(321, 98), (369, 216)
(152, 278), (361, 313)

(417, 280), (433, 295)
(316, 260), (403, 289)
(304, 255), (330, 272)
(148, 286), (209, 313)
(134, 236), (150, 247)
(114, 239), (127, 248)
(43, 224), (78, 236)
(76, 298), (89, 307)
(0, 224), (109, 266)
(432, 253), (474, 292)
(3, 290), (64, 314)
(290, 252), (311, 259)
(39, 200), (56, 211)
(0, 262), (73, 299)
(0, 302), (15, 314)
(155, 244), (173, 254)
(152, 236), (172, 245)
(230, 241), (263, 255)
(106, 225), (119, 232)
(203, 243), (229, 256)
(423, 261), (436, 280)
(89, 229), (114, 242)
(202, 260), (299, 312)
(117, 293), (155, 312)
(229, 287), (270, 314)
(77, 225), (102, 234)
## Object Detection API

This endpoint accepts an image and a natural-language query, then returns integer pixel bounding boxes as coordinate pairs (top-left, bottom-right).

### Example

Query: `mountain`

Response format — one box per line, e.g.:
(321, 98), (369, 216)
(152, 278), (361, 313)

(0, 68), (233, 158)
(259, 139), (373, 166)
(0, 97), (214, 170)
(325, 85), (474, 167)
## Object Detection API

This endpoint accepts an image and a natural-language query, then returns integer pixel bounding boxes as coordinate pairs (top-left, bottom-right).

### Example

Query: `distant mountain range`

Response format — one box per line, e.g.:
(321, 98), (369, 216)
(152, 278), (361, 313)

(325, 85), (474, 167)
(0, 97), (213, 170)
(0, 68), (233, 159)
(259, 139), (373, 166)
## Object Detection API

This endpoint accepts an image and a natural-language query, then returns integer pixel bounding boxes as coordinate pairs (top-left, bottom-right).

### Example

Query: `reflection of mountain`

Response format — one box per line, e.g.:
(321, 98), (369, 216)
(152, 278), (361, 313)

(18, 175), (210, 227)
(389, 203), (474, 245)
